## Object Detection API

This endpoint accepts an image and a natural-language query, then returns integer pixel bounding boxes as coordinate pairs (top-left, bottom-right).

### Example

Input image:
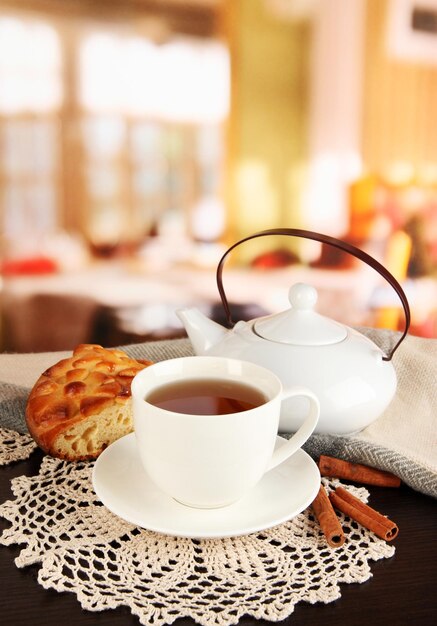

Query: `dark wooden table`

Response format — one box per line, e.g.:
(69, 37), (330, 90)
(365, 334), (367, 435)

(1, 449), (436, 626)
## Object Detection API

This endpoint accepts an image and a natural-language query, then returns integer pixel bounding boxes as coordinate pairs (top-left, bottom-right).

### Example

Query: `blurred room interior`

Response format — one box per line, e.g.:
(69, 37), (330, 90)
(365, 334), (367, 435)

(0, 0), (436, 352)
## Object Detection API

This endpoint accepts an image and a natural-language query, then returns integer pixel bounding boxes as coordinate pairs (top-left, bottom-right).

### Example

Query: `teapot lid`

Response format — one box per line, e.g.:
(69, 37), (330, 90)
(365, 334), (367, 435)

(253, 283), (347, 346)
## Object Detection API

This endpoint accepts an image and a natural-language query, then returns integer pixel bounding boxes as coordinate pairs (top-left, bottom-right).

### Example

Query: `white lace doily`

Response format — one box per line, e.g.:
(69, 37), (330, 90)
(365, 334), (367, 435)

(0, 426), (37, 465)
(0, 438), (395, 626)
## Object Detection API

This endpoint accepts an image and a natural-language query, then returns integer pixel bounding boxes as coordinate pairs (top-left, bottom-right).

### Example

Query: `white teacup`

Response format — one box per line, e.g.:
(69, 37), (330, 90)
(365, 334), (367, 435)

(132, 356), (319, 509)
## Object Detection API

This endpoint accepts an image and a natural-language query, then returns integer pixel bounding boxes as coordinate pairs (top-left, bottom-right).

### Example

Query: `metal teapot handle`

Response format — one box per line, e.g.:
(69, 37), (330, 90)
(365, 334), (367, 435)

(216, 228), (410, 361)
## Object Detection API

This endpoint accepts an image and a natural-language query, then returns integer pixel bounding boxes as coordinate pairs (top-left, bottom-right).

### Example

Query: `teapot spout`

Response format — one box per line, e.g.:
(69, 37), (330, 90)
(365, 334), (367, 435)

(176, 307), (228, 355)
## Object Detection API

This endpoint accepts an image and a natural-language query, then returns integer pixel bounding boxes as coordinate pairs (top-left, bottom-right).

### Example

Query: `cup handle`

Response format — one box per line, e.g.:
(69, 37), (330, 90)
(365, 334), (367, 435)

(265, 387), (319, 472)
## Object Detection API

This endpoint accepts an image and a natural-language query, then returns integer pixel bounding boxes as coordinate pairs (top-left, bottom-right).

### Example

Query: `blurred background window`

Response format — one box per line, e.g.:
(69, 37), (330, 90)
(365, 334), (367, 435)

(0, 18), (62, 113)
(0, 17), (62, 247)
(0, 4), (230, 256)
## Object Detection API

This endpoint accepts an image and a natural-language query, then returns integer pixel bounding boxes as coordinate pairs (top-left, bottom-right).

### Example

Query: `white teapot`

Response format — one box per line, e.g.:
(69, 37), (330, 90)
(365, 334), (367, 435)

(177, 228), (410, 435)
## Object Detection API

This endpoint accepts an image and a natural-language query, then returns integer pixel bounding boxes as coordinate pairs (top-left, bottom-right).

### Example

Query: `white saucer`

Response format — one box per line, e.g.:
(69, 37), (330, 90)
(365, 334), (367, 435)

(92, 433), (320, 539)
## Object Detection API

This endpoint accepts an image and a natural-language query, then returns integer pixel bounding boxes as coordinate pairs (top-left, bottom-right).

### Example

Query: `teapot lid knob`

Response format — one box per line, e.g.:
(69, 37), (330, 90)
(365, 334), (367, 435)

(289, 283), (317, 310)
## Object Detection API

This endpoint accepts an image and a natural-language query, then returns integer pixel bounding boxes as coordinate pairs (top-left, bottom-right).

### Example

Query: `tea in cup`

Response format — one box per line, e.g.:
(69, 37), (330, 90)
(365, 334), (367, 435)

(131, 356), (319, 509)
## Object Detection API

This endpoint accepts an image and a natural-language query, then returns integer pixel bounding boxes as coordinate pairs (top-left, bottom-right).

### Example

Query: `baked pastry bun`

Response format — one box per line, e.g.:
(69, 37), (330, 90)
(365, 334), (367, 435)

(25, 344), (152, 461)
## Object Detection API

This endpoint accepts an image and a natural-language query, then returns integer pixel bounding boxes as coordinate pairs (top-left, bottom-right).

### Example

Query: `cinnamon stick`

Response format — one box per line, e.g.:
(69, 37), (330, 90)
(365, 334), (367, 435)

(329, 487), (399, 541)
(311, 485), (345, 547)
(319, 455), (401, 488)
